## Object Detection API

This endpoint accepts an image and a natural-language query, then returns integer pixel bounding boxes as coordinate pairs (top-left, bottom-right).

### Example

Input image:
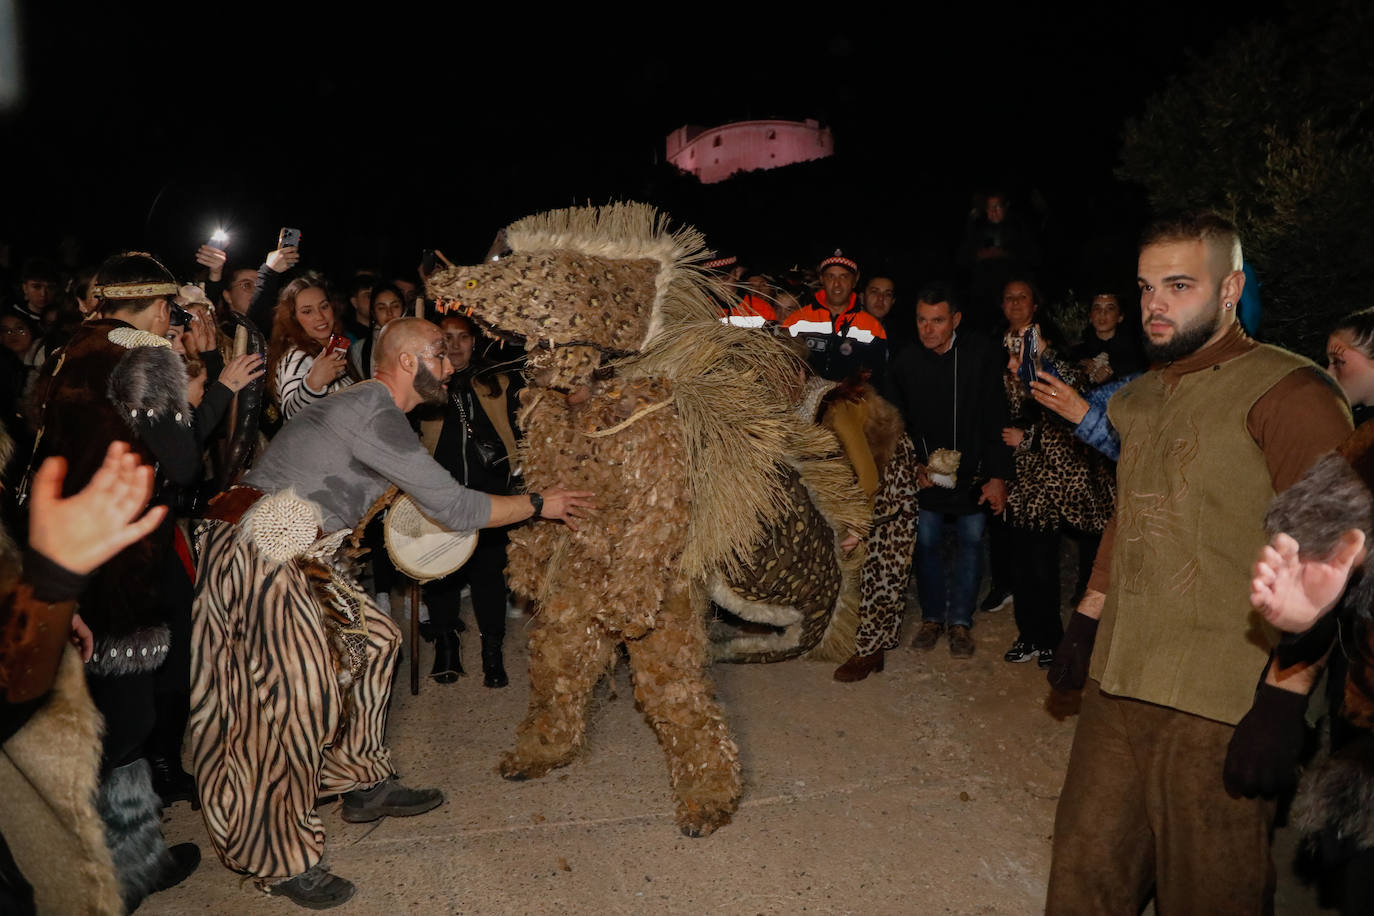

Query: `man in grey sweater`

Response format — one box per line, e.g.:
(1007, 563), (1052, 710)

(189, 319), (593, 909)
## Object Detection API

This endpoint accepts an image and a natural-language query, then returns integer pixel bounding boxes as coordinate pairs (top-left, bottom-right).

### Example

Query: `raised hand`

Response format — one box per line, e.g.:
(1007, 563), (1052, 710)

(194, 244), (227, 282)
(28, 442), (167, 576)
(266, 246), (300, 274)
(1250, 530), (1366, 633)
(218, 352), (266, 393)
(1030, 370), (1090, 425)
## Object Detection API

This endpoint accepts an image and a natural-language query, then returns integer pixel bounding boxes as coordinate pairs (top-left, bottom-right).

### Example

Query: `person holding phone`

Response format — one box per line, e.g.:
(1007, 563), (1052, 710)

(997, 278), (1115, 667)
(267, 275), (360, 422)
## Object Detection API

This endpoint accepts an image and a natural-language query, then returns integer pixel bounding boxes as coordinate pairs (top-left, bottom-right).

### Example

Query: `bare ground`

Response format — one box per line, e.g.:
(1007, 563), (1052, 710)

(144, 587), (1329, 915)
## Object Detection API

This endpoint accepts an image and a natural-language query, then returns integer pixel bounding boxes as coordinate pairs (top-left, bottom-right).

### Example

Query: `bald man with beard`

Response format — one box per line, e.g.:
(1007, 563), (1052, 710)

(188, 318), (593, 908)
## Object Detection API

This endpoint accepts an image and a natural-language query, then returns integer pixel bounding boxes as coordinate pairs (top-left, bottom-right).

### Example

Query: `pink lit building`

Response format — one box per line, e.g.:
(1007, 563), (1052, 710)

(665, 119), (834, 184)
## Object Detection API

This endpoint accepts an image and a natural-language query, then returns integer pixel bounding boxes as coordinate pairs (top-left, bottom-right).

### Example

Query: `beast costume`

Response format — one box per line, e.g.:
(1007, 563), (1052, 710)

(427, 203), (870, 837)
(24, 317), (201, 910)
(188, 380), (489, 883)
(1046, 325), (1350, 914)
(1258, 420), (1374, 913)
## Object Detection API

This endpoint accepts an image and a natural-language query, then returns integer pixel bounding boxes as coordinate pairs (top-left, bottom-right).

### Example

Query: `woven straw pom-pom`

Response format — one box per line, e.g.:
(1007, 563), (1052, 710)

(242, 490), (324, 564)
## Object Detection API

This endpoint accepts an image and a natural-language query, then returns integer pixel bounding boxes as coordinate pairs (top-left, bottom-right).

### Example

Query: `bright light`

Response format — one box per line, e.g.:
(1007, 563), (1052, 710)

(211, 229), (230, 246)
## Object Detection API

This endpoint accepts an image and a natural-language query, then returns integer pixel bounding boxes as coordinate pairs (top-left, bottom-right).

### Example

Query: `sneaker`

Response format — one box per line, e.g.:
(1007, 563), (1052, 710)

(1003, 639), (1040, 663)
(911, 621), (944, 651)
(979, 588), (1012, 613)
(1037, 646), (1056, 669)
(948, 625), (975, 658)
(269, 863), (357, 909)
(341, 776), (444, 823)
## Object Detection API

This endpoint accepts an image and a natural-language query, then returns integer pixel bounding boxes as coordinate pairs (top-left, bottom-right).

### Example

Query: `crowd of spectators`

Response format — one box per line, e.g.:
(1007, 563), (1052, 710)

(11, 189), (1374, 911)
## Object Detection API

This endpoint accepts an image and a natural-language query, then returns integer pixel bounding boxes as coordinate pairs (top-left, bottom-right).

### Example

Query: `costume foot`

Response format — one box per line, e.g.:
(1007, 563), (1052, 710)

(269, 864), (356, 909)
(153, 843), (200, 892)
(340, 777), (443, 823)
(833, 650), (885, 682)
(676, 797), (737, 837)
(498, 752), (559, 781)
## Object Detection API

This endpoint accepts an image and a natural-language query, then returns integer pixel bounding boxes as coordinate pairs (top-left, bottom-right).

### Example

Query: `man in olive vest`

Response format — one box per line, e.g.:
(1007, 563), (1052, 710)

(1041, 213), (1352, 914)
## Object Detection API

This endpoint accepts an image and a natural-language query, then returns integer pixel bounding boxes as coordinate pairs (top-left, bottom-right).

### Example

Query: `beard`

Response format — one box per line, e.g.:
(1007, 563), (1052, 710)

(1142, 308), (1221, 363)
(413, 359), (448, 405)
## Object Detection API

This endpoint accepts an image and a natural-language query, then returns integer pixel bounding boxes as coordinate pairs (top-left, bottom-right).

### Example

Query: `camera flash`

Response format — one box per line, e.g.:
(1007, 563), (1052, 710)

(211, 229), (229, 245)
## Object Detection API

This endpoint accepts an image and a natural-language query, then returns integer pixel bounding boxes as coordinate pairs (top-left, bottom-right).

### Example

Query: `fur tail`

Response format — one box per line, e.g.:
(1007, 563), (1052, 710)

(98, 758), (174, 911)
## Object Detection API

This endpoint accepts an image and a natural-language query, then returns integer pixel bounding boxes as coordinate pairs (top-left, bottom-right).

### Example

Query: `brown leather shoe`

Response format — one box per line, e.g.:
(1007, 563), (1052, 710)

(911, 621), (944, 651)
(833, 650), (885, 682)
(948, 625), (975, 658)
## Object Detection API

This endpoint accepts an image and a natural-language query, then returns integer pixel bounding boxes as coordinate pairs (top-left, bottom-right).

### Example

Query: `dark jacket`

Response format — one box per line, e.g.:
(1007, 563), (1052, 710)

(888, 332), (1013, 514)
(24, 320), (199, 674)
(1070, 331), (1147, 381)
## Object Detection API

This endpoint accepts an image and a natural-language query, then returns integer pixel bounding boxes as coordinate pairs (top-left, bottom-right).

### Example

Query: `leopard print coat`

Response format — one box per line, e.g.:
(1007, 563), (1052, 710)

(1003, 356), (1115, 533)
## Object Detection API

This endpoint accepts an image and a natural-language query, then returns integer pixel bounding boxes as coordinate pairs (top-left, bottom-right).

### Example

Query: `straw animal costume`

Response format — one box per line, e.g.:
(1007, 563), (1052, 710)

(428, 203), (868, 836)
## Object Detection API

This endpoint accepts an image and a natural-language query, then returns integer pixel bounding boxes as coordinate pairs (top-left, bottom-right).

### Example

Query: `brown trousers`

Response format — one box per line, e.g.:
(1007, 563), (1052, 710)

(1046, 681), (1276, 915)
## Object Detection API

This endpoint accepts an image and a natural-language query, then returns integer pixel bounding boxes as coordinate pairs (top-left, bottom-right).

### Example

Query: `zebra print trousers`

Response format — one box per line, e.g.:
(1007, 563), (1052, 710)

(188, 520), (399, 881)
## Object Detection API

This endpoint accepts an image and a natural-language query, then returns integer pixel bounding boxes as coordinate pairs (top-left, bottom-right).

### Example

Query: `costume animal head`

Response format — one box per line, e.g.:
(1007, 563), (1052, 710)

(426, 202), (725, 389)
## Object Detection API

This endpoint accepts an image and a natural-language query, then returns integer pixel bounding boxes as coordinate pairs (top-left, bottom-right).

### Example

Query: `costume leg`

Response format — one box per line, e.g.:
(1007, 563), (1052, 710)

(623, 583), (741, 837)
(1145, 704), (1275, 914)
(500, 594), (614, 779)
(97, 758), (175, 911)
(854, 437), (919, 656)
(1046, 682), (1155, 915)
(318, 601), (400, 794)
(189, 522), (338, 881)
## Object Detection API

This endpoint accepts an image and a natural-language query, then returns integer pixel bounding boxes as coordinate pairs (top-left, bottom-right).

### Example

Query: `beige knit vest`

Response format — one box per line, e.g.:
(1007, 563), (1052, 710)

(1091, 345), (1311, 724)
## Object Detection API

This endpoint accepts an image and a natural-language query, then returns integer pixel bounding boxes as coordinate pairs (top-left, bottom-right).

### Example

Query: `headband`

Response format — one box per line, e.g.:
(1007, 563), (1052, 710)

(91, 281), (179, 300)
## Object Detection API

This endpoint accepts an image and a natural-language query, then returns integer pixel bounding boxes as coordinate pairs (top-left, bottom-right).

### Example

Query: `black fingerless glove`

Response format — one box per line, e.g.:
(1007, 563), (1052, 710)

(1222, 681), (1309, 798)
(1046, 612), (1098, 690)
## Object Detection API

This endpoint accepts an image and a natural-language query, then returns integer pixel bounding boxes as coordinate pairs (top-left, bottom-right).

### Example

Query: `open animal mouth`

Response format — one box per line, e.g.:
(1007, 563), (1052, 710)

(434, 297), (526, 346)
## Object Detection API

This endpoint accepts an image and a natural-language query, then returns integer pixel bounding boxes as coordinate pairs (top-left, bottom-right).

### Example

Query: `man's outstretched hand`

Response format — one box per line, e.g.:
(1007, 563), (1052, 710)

(538, 490), (596, 531)
(29, 441), (167, 576)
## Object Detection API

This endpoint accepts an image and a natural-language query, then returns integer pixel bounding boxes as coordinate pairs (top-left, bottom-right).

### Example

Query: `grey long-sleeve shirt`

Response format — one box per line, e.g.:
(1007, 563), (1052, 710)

(244, 380), (491, 532)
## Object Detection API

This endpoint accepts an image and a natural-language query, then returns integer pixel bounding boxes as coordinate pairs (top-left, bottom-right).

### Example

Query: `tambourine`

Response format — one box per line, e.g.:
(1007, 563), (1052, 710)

(383, 494), (477, 582)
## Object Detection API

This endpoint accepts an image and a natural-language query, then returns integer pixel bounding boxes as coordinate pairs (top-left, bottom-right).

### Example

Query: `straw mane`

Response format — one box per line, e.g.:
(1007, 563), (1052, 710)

(617, 320), (870, 585)
(502, 202), (724, 348)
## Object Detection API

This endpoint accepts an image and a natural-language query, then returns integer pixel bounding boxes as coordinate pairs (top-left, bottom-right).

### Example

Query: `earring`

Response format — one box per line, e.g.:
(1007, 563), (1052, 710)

(1225, 302), (1233, 310)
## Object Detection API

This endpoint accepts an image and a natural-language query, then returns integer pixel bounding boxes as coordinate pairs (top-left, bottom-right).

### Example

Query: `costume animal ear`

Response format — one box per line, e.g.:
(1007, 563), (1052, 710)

(1339, 421), (1374, 494)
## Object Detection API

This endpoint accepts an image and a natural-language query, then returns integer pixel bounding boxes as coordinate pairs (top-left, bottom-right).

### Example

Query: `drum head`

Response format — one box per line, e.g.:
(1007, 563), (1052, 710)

(383, 495), (478, 582)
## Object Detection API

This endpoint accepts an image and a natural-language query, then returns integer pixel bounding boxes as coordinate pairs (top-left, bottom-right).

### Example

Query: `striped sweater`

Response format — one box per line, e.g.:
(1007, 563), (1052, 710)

(275, 346), (353, 421)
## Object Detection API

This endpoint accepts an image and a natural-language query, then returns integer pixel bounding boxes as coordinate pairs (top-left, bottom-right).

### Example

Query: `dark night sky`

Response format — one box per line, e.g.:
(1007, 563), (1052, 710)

(3, 1), (1285, 286)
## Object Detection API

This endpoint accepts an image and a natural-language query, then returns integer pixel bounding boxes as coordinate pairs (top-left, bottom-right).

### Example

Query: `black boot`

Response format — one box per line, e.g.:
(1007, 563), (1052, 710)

(431, 630), (463, 684)
(148, 754), (199, 810)
(481, 641), (508, 689)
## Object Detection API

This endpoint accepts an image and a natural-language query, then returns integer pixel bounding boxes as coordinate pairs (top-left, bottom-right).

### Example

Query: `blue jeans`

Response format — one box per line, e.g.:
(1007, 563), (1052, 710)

(916, 510), (986, 628)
